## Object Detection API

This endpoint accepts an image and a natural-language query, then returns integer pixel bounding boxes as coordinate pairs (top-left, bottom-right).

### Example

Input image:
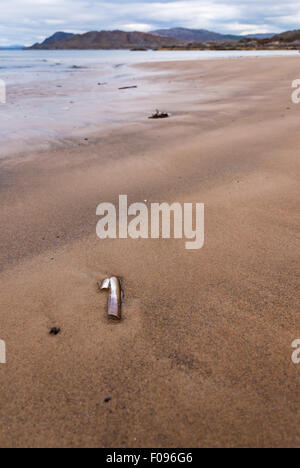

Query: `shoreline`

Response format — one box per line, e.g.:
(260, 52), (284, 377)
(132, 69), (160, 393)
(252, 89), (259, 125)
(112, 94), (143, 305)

(0, 56), (299, 447)
(1, 52), (299, 160)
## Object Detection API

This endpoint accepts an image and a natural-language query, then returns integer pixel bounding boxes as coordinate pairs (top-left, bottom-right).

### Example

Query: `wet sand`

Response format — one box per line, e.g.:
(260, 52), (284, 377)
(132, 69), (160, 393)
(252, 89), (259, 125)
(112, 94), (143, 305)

(0, 57), (299, 448)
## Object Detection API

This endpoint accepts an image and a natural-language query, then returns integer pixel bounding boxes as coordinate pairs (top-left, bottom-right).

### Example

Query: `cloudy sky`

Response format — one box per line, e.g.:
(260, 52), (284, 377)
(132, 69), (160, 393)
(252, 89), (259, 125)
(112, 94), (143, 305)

(1, 0), (299, 46)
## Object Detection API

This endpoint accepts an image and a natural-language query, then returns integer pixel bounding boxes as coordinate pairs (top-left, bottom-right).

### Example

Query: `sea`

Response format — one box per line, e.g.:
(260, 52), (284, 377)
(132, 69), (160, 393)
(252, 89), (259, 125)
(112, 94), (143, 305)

(0, 49), (299, 82)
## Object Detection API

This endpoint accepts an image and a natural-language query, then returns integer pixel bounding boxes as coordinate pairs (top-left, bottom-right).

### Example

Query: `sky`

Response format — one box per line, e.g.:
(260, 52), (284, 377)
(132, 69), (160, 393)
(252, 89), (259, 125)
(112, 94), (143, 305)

(0, 0), (300, 46)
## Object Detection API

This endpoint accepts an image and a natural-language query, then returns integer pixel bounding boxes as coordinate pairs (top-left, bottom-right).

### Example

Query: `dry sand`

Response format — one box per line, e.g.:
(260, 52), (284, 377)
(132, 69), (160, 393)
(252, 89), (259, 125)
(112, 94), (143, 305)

(0, 57), (299, 448)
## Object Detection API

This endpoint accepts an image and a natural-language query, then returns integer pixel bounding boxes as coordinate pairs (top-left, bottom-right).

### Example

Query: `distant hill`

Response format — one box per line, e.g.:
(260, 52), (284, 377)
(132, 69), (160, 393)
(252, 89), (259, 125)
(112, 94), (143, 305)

(272, 29), (300, 42)
(0, 45), (24, 50)
(29, 30), (181, 50)
(245, 33), (276, 39)
(151, 27), (242, 42)
(42, 32), (75, 45)
(28, 28), (297, 51)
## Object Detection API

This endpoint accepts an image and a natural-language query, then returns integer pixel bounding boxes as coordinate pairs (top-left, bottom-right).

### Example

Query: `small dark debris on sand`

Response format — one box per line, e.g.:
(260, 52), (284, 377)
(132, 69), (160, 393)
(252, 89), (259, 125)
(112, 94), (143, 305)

(118, 86), (138, 90)
(49, 327), (61, 336)
(104, 397), (112, 403)
(149, 110), (169, 119)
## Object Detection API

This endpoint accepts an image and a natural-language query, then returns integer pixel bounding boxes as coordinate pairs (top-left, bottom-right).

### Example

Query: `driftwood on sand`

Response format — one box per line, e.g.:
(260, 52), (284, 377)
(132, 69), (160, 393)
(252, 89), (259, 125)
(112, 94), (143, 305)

(149, 110), (169, 119)
(118, 86), (138, 90)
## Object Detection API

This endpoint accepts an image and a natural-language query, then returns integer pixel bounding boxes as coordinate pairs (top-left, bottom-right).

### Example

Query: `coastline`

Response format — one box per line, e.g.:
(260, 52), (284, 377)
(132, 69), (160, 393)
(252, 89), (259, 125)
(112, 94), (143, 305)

(0, 56), (299, 447)
(1, 50), (298, 159)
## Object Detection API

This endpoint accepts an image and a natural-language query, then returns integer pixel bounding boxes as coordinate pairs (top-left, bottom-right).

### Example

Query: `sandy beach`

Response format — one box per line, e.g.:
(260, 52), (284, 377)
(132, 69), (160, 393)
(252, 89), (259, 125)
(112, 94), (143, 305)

(0, 56), (299, 448)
